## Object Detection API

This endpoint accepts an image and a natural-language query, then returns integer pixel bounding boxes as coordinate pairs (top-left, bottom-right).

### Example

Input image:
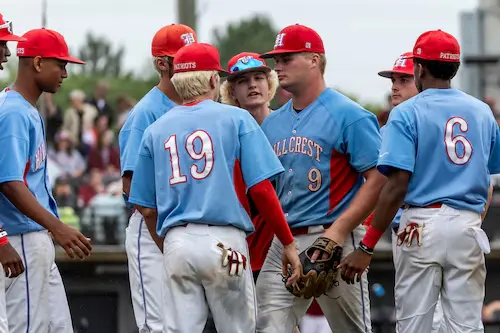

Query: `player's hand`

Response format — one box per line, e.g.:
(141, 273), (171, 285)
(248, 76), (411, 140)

(282, 241), (302, 286)
(51, 224), (92, 259)
(310, 231), (344, 263)
(0, 243), (24, 278)
(337, 248), (371, 284)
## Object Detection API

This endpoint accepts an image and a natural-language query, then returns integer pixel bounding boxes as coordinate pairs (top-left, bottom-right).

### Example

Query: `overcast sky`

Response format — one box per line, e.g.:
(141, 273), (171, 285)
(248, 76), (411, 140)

(2, 0), (477, 104)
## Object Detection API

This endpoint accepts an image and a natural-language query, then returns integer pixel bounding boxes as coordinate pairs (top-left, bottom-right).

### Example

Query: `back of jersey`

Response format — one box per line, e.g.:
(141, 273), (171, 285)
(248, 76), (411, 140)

(379, 88), (500, 213)
(130, 99), (283, 237)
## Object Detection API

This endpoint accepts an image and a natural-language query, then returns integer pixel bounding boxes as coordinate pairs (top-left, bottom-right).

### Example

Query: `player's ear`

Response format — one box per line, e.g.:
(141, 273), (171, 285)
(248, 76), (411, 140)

(154, 57), (169, 75)
(209, 72), (220, 90)
(310, 53), (320, 70)
(33, 56), (43, 73)
(414, 63), (424, 79)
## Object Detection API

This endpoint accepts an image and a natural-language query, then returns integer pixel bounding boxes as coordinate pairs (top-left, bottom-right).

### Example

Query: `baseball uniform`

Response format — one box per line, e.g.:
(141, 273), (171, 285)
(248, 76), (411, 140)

(223, 52), (276, 282)
(378, 87), (500, 332)
(119, 23), (197, 333)
(257, 88), (381, 333)
(129, 98), (284, 333)
(119, 87), (176, 333)
(0, 89), (72, 333)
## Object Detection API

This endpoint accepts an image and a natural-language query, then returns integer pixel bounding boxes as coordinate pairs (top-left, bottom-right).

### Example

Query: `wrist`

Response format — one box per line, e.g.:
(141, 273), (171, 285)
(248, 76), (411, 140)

(358, 241), (373, 255)
(362, 225), (385, 249)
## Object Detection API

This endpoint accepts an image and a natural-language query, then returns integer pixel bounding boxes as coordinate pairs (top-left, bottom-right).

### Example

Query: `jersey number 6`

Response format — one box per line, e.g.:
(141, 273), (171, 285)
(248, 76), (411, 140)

(164, 130), (214, 185)
(445, 117), (473, 165)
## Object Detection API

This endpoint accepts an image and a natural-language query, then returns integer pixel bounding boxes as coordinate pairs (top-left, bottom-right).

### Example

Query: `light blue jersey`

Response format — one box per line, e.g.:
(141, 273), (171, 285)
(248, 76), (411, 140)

(378, 88), (500, 213)
(0, 90), (58, 236)
(119, 87), (177, 176)
(261, 88), (381, 228)
(128, 100), (284, 237)
(379, 125), (403, 228)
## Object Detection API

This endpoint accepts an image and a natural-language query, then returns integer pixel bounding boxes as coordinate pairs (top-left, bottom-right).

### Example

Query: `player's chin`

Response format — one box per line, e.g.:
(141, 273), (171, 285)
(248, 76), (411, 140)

(45, 83), (63, 94)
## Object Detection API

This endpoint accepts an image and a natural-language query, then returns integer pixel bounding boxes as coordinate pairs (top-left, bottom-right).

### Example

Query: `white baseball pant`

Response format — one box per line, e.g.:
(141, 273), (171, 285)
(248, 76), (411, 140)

(162, 223), (256, 333)
(392, 225), (443, 332)
(125, 210), (164, 333)
(299, 314), (332, 333)
(395, 204), (486, 333)
(256, 225), (371, 333)
(5, 230), (72, 333)
(0, 275), (6, 333)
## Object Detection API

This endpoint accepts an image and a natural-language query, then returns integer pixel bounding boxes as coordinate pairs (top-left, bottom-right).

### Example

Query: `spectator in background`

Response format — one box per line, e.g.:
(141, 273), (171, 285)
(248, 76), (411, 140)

(62, 89), (98, 152)
(87, 129), (120, 178)
(78, 168), (105, 208)
(48, 130), (86, 181)
(484, 96), (497, 115)
(53, 175), (78, 208)
(115, 95), (135, 130)
(39, 92), (63, 147)
(87, 80), (115, 125)
(82, 113), (110, 148)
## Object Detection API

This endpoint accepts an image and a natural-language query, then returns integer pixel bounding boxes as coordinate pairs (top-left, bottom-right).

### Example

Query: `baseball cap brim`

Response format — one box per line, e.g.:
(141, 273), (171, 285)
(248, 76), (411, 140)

(260, 49), (299, 59)
(0, 34), (26, 42)
(378, 69), (414, 78)
(55, 55), (85, 65)
(227, 66), (271, 81)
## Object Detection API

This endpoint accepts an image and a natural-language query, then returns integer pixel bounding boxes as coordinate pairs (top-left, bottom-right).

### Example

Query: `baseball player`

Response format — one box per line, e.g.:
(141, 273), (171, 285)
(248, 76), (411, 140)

(377, 51), (446, 332)
(0, 28), (91, 332)
(119, 23), (197, 333)
(220, 52), (279, 281)
(0, 13), (27, 333)
(256, 24), (385, 333)
(128, 42), (302, 333)
(339, 30), (500, 333)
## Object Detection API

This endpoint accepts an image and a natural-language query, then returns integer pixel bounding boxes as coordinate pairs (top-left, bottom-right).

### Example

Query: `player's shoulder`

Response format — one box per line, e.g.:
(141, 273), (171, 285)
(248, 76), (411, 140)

(261, 100), (292, 128)
(319, 88), (377, 125)
(0, 90), (33, 121)
(131, 88), (176, 121)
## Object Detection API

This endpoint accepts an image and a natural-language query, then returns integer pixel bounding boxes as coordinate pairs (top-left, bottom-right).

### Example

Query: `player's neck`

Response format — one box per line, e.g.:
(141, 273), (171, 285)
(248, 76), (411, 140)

(157, 78), (182, 105)
(183, 92), (214, 105)
(11, 77), (43, 107)
(291, 78), (326, 110)
(422, 79), (451, 91)
(245, 104), (271, 125)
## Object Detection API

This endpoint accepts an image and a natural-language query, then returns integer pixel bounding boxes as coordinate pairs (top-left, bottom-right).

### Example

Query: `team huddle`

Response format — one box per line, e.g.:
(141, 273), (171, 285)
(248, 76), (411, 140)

(0, 10), (498, 333)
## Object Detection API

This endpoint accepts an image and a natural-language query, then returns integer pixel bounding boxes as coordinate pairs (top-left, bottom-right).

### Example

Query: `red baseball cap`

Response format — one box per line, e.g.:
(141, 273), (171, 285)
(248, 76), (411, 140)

(226, 52), (271, 80)
(173, 43), (227, 75)
(413, 29), (460, 63)
(16, 28), (84, 64)
(0, 14), (25, 42)
(378, 52), (414, 78)
(261, 24), (325, 58)
(152, 24), (197, 57)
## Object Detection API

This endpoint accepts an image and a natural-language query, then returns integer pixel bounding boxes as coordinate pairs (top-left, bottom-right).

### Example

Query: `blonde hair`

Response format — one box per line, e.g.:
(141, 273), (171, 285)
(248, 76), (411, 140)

(219, 70), (279, 106)
(171, 70), (219, 101)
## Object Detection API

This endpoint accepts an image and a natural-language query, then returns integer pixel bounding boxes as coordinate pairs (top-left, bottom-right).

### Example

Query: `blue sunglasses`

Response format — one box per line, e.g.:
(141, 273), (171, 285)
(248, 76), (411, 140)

(230, 56), (266, 73)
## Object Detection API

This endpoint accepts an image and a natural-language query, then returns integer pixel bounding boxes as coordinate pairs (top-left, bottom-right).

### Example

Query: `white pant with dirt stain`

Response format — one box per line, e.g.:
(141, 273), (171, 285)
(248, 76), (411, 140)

(256, 225), (371, 333)
(162, 223), (256, 333)
(394, 204), (486, 333)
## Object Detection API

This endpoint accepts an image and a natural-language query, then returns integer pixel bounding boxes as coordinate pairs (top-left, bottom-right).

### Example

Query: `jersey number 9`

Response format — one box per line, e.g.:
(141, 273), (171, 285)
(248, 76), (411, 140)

(445, 117), (473, 165)
(164, 130), (214, 185)
(308, 167), (322, 192)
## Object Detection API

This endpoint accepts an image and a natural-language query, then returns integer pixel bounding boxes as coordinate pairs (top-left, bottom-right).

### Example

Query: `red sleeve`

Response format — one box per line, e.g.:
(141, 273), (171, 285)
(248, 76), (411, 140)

(248, 180), (294, 246)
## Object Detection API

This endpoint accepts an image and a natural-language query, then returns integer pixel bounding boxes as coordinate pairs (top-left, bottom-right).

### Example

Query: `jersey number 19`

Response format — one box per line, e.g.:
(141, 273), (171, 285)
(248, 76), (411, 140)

(164, 130), (214, 185)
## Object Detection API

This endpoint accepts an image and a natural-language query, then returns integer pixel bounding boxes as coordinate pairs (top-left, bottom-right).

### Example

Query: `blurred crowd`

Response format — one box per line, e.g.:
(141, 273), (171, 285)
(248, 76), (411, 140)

(40, 80), (136, 244)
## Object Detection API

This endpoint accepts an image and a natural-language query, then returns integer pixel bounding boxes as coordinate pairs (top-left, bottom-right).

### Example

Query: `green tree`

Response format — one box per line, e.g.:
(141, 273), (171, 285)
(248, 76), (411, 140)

(212, 15), (278, 67)
(75, 32), (127, 77)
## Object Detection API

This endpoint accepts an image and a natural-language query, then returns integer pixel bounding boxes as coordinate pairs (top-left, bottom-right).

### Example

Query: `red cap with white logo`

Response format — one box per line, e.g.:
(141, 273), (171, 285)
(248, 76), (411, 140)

(378, 52), (414, 78)
(151, 24), (197, 57)
(16, 28), (84, 64)
(173, 43), (227, 74)
(413, 30), (460, 63)
(0, 14), (25, 42)
(260, 24), (325, 58)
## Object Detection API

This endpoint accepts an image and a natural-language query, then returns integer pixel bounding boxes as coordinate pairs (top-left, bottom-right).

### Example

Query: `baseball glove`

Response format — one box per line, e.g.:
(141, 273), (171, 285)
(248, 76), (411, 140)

(284, 237), (343, 299)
